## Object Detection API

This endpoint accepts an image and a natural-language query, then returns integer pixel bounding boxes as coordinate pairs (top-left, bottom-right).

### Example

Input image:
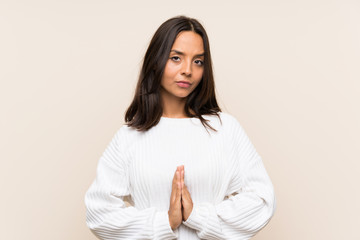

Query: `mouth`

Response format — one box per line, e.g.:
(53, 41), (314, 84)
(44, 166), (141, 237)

(176, 81), (191, 88)
(176, 81), (192, 84)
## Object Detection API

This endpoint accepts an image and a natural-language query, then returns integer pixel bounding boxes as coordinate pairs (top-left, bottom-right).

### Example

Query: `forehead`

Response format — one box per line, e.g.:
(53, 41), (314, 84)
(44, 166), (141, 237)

(171, 31), (204, 53)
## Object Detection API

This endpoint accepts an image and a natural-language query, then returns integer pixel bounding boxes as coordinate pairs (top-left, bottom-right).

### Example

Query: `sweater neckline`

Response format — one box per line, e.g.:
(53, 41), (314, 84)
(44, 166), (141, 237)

(159, 113), (222, 123)
(160, 116), (200, 124)
(160, 116), (196, 120)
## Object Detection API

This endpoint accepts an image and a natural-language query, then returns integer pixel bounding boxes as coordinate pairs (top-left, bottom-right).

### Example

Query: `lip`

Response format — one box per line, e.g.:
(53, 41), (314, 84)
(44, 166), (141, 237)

(176, 81), (191, 88)
(176, 81), (192, 85)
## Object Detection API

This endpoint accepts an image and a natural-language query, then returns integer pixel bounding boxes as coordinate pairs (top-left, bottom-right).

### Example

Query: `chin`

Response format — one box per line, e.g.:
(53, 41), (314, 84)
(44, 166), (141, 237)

(161, 87), (192, 99)
(175, 91), (192, 98)
(173, 94), (189, 99)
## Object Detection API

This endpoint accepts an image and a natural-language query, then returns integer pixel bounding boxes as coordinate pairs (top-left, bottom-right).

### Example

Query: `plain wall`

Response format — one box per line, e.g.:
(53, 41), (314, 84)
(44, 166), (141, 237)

(1, 0), (359, 239)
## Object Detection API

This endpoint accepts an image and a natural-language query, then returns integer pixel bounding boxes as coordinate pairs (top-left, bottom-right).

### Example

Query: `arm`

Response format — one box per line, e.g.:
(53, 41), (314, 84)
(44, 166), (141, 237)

(84, 128), (178, 240)
(182, 121), (276, 240)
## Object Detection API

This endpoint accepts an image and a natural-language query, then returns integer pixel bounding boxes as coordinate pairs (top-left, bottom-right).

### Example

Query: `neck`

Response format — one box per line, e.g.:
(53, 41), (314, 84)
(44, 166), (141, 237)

(160, 89), (188, 118)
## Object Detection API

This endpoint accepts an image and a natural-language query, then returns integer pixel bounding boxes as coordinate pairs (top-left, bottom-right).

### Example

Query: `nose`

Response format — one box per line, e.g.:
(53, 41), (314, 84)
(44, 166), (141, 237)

(181, 59), (192, 77)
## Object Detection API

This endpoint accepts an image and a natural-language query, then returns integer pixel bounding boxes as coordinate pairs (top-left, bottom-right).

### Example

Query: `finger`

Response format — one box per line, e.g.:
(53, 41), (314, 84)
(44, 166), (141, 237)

(172, 168), (178, 185)
(171, 169), (179, 201)
(175, 171), (182, 202)
(181, 169), (184, 188)
(177, 167), (182, 183)
(182, 184), (191, 199)
(176, 170), (180, 186)
(171, 171), (177, 193)
(176, 170), (182, 193)
(181, 185), (186, 198)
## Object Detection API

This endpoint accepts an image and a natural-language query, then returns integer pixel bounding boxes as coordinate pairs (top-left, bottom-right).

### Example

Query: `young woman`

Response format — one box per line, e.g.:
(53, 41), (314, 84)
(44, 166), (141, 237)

(85, 16), (276, 240)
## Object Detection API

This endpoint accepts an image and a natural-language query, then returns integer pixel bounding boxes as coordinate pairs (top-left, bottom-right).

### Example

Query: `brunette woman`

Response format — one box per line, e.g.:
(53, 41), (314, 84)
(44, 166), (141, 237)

(85, 15), (276, 240)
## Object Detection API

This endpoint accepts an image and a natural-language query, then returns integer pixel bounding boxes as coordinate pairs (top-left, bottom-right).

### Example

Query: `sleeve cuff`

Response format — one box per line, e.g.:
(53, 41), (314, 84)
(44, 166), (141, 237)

(182, 202), (223, 238)
(182, 203), (210, 231)
(153, 211), (178, 239)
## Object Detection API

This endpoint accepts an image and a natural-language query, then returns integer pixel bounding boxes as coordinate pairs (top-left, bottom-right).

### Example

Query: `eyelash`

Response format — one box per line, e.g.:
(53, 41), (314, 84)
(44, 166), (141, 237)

(170, 56), (204, 66)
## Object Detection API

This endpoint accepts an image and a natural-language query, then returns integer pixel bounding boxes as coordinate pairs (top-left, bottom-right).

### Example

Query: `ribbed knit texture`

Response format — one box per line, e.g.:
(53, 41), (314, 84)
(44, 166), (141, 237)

(84, 112), (276, 239)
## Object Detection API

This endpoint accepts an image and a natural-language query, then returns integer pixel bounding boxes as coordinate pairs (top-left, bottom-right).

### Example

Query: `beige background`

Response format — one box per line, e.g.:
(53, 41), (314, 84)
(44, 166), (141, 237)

(1, 0), (359, 239)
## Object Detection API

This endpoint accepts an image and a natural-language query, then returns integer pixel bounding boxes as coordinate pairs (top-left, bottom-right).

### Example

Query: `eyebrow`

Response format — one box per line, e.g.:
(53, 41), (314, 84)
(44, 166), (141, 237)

(170, 49), (204, 57)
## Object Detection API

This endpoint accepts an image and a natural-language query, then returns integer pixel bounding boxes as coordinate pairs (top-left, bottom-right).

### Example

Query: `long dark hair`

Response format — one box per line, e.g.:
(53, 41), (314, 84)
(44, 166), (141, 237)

(125, 15), (222, 132)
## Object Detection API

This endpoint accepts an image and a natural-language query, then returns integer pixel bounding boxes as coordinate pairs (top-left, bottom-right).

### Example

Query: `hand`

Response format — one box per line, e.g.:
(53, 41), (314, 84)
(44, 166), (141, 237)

(179, 165), (193, 222)
(168, 166), (183, 231)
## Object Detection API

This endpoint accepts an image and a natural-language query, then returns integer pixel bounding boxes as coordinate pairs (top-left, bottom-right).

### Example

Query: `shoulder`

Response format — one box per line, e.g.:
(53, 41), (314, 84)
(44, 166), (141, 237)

(216, 112), (244, 129)
(110, 123), (143, 152)
(201, 111), (235, 123)
(214, 112), (249, 140)
(198, 111), (245, 137)
(217, 111), (237, 122)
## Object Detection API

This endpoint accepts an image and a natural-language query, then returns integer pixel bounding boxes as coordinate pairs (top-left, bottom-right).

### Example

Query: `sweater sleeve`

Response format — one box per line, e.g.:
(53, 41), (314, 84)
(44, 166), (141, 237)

(84, 127), (178, 240)
(182, 119), (276, 240)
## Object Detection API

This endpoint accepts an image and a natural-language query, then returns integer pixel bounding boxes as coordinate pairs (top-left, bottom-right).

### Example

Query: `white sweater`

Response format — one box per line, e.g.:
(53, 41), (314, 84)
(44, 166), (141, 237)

(84, 112), (276, 240)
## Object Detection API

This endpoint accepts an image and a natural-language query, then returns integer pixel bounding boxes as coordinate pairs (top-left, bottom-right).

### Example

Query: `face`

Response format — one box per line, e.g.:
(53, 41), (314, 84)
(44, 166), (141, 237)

(160, 31), (205, 100)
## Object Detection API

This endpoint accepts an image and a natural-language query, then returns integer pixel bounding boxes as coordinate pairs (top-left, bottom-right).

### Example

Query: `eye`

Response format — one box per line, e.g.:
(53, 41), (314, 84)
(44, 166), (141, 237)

(194, 59), (204, 66)
(170, 56), (180, 62)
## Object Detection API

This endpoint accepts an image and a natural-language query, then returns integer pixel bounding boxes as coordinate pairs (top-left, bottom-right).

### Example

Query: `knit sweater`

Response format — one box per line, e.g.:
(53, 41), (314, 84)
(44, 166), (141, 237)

(84, 111), (276, 240)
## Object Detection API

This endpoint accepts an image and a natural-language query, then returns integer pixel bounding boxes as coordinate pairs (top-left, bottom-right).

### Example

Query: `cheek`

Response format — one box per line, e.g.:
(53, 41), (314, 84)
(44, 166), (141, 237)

(194, 68), (204, 81)
(163, 62), (178, 79)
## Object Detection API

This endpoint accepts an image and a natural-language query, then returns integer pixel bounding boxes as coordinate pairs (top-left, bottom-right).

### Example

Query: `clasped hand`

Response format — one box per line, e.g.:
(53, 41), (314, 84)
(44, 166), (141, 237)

(168, 165), (193, 231)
